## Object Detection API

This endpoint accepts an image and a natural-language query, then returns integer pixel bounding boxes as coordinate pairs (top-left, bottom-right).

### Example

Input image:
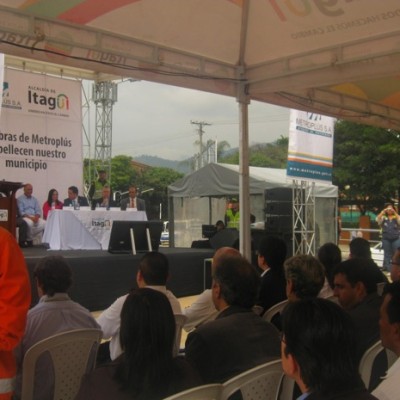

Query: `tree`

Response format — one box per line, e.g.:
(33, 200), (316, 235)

(333, 120), (400, 212)
(141, 167), (184, 220)
(219, 135), (288, 168)
(110, 155), (138, 192)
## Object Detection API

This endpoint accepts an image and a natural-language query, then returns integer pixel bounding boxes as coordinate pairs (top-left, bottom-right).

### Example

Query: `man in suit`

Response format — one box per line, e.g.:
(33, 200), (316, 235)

(281, 298), (377, 400)
(92, 185), (116, 209)
(120, 185), (146, 211)
(183, 246), (241, 332)
(333, 259), (383, 362)
(256, 235), (287, 314)
(185, 255), (280, 383)
(63, 186), (89, 207)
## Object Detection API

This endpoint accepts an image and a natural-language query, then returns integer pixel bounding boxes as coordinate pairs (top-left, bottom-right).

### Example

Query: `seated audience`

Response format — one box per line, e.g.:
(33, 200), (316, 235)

(284, 254), (326, 301)
(17, 183), (45, 247)
(281, 298), (377, 399)
(0, 227), (31, 400)
(389, 248), (400, 282)
(333, 259), (382, 361)
(14, 256), (100, 400)
(185, 255), (280, 383)
(97, 252), (182, 361)
(63, 186), (89, 207)
(42, 188), (63, 220)
(350, 237), (372, 259)
(183, 247), (241, 332)
(317, 242), (342, 298)
(92, 185), (116, 209)
(76, 289), (201, 400)
(255, 235), (287, 314)
(372, 282), (400, 400)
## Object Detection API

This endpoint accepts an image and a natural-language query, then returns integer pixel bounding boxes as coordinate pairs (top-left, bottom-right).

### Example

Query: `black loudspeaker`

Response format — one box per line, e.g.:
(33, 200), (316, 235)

(265, 188), (292, 202)
(265, 216), (292, 232)
(265, 202), (292, 216)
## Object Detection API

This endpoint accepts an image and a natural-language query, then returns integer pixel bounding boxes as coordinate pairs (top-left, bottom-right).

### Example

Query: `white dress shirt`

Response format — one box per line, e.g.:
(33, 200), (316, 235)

(183, 289), (219, 332)
(97, 285), (182, 360)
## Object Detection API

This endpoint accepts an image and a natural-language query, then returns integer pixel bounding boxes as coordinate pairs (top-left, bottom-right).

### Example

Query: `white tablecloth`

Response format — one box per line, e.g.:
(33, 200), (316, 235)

(43, 209), (148, 250)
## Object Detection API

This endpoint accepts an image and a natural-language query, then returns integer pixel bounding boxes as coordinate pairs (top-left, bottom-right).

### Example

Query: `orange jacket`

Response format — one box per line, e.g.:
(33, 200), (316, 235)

(0, 228), (31, 399)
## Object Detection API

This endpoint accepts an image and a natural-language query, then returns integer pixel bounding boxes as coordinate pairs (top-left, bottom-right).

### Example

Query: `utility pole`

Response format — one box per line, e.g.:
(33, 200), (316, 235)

(191, 120), (211, 168)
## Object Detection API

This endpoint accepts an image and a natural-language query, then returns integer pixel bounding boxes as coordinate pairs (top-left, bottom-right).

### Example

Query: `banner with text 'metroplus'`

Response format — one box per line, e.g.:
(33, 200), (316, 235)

(0, 68), (82, 206)
(287, 109), (334, 184)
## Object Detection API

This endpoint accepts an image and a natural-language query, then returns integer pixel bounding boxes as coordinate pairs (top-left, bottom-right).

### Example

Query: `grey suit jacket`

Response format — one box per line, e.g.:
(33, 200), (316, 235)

(120, 196), (146, 211)
(185, 305), (280, 383)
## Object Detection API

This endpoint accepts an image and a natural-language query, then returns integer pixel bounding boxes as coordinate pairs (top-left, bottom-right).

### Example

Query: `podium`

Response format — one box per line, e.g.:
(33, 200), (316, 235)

(0, 180), (23, 237)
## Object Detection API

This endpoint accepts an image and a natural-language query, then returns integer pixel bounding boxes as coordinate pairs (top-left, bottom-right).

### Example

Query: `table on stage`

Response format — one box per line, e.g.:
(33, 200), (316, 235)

(43, 208), (148, 250)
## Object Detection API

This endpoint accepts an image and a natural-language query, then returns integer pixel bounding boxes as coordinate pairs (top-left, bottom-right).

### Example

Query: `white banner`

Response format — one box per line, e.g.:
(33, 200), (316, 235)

(0, 68), (83, 207)
(287, 109), (334, 184)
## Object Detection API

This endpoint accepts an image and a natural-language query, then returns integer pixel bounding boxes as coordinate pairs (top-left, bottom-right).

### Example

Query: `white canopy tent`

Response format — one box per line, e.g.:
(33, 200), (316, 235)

(0, 0), (399, 256)
(168, 163), (338, 248)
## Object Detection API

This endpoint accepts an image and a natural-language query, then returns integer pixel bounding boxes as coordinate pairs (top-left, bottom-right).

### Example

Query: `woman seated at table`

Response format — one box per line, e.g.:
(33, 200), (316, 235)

(42, 189), (63, 220)
(75, 288), (201, 400)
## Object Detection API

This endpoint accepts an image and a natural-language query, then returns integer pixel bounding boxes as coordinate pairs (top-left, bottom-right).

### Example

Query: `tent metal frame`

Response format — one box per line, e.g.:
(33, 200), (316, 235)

(292, 180), (316, 256)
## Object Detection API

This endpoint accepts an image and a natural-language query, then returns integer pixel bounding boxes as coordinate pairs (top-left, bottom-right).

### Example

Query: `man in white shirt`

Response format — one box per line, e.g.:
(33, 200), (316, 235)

(97, 252), (181, 360)
(17, 183), (45, 247)
(183, 247), (241, 332)
(372, 281), (400, 400)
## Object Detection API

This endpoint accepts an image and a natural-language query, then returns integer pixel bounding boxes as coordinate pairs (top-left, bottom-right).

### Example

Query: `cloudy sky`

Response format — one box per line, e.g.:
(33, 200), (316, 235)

(85, 80), (291, 161)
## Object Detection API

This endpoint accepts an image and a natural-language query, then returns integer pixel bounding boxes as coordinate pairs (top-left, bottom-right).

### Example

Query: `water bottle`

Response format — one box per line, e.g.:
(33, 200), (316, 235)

(74, 200), (80, 210)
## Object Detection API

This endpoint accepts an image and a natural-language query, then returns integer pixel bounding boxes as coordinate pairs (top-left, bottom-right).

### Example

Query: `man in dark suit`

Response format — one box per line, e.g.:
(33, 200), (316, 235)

(333, 259), (383, 361)
(63, 186), (89, 207)
(256, 235), (287, 314)
(281, 298), (377, 400)
(120, 185), (146, 211)
(92, 185), (117, 209)
(185, 255), (280, 383)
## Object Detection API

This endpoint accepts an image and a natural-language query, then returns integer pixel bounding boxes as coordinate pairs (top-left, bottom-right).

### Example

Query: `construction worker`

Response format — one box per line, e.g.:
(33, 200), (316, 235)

(225, 198), (240, 229)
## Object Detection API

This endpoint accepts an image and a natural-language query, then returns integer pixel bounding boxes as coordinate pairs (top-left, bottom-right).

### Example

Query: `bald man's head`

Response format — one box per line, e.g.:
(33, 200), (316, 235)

(212, 247), (241, 268)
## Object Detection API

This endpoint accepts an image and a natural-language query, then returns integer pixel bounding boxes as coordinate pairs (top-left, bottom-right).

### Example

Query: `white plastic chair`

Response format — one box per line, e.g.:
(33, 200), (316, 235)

(163, 383), (222, 400)
(262, 300), (288, 323)
(221, 359), (283, 400)
(21, 328), (102, 400)
(174, 314), (187, 356)
(275, 374), (296, 400)
(358, 340), (397, 390)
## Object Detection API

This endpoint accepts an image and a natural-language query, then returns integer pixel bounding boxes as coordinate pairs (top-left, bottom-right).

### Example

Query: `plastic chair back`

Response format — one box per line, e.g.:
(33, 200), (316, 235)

(358, 340), (397, 390)
(262, 300), (288, 323)
(21, 328), (102, 400)
(221, 359), (283, 400)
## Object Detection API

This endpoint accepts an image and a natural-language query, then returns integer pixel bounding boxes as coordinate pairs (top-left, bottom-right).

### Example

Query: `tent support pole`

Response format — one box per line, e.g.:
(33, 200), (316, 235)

(237, 85), (251, 261)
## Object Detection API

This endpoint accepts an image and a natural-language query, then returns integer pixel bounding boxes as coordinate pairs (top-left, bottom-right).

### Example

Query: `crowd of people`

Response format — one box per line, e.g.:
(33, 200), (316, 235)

(1, 219), (399, 400)
(15, 173), (146, 248)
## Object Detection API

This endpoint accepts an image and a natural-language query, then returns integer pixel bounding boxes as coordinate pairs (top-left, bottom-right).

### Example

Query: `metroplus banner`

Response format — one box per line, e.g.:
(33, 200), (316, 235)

(0, 68), (82, 206)
(287, 110), (334, 184)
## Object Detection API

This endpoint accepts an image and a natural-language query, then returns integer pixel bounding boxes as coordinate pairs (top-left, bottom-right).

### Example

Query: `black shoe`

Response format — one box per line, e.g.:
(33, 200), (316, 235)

(26, 240), (33, 247)
(19, 241), (28, 248)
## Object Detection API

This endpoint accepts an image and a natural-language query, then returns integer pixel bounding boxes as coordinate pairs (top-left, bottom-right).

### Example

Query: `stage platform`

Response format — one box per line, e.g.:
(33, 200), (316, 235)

(22, 246), (214, 312)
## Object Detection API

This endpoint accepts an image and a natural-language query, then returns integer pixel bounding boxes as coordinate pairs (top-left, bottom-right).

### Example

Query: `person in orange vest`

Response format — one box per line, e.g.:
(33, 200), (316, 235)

(0, 227), (31, 400)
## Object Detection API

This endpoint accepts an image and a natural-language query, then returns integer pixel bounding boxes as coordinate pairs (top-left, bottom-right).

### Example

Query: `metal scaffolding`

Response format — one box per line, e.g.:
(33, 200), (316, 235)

(92, 81), (118, 178)
(293, 180), (316, 255)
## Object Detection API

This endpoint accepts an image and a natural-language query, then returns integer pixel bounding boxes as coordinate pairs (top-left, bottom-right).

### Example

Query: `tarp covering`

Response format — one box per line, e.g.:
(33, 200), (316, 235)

(168, 163), (338, 198)
(0, 1), (400, 129)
